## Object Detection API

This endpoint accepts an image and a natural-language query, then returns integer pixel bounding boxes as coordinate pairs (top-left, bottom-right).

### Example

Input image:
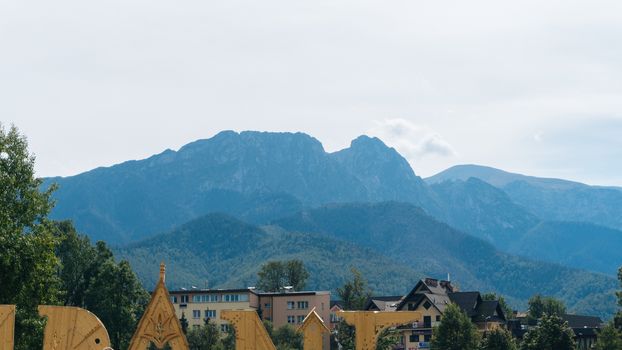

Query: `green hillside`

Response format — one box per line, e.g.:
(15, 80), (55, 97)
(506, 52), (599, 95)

(115, 213), (423, 296)
(273, 202), (618, 319)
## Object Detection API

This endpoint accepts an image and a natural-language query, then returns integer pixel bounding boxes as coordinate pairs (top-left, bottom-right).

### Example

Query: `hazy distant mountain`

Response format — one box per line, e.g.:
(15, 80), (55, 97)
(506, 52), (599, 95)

(45, 131), (438, 243)
(427, 164), (622, 231)
(429, 178), (540, 249)
(116, 213), (424, 296)
(426, 164), (586, 190)
(272, 202), (617, 318)
(510, 221), (622, 276)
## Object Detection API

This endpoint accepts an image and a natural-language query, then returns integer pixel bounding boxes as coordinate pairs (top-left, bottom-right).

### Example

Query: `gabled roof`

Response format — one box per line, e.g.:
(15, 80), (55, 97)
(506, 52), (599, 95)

(395, 279), (454, 310)
(561, 314), (603, 329)
(448, 292), (481, 317)
(473, 300), (506, 323)
(364, 296), (403, 311)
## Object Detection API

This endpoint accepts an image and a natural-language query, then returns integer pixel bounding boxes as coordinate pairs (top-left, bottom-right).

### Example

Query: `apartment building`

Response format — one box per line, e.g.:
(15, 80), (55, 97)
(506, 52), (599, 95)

(169, 287), (331, 342)
(169, 288), (259, 331)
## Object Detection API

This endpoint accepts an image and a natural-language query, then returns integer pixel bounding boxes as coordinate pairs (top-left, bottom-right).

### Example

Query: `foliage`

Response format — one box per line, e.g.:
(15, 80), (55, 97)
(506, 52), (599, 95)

(527, 295), (566, 324)
(617, 266), (622, 330)
(83, 258), (149, 349)
(332, 320), (355, 350)
(337, 268), (371, 311)
(271, 324), (303, 350)
(430, 303), (480, 350)
(482, 293), (513, 320)
(256, 259), (309, 292)
(480, 328), (517, 350)
(0, 124), (60, 350)
(375, 328), (401, 350)
(186, 318), (226, 350)
(520, 315), (575, 350)
(180, 312), (189, 334)
(594, 322), (622, 350)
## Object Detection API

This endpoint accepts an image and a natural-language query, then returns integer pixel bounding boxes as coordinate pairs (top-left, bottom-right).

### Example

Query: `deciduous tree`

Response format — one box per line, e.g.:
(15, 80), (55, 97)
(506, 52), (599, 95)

(520, 314), (575, 350)
(594, 322), (622, 350)
(480, 328), (517, 350)
(0, 124), (60, 350)
(430, 303), (480, 350)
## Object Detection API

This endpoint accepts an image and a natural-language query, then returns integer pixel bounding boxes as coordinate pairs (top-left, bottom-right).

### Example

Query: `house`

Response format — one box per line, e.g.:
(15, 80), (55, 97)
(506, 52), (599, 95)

(365, 278), (507, 350)
(561, 314), (602, 350)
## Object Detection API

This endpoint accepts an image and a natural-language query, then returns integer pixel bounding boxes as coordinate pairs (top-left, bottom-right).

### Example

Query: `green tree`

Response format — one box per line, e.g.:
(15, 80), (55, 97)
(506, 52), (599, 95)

(594, 322), (622, 350)
(430, 303), (480, 350)
(337, 268), (371, 311)
(527, 295), (566, 324)
(257, 261), (285, 292)
(180, 312), (189, 334)
(272, 324), (303, 350)
(520, 314), (575, 350)
(480, 328), (517, 350)
(285, 259), (309, 291)
(187, 318), (223, 350)
(257, 260), (309, 292)
(481, 293), (513, 320)
(0, 124), (61, 350)
(84, 258), (149, 350)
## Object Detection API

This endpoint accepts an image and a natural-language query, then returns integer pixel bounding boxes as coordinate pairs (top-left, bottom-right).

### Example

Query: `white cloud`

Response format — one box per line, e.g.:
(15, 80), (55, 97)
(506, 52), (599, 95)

(368, 119), (457, 164)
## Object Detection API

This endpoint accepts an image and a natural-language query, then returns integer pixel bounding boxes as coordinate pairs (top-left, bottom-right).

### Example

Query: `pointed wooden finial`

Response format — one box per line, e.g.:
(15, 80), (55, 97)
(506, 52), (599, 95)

(160, 262), (166, 283)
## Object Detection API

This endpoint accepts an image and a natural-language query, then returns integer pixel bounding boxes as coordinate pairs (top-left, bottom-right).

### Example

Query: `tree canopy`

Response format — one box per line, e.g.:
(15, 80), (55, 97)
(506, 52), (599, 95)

(520, 314), (576, 350)
(0, 124), (61, 349)
(337, 267), (371, 311)
(256, 259), (309, 292)
(430, 303), (480, 350)
(594, 322), (622, 350)
(527, 294), (566, 324)
(480, 328), (517, 350)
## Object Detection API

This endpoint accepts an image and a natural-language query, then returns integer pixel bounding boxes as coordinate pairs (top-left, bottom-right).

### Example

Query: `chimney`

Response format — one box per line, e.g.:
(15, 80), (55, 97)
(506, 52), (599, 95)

(425, 278), (438, 287)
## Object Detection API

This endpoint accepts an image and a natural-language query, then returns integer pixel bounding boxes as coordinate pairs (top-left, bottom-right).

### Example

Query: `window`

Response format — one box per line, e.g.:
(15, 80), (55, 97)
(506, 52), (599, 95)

(181, 295), (189, 303)
(287, 301), (295, 310)
(239, 294), (249, 302)
(205, 310), (216, 318)
(297, 301), (308, 309)
(409, 334), (419, 343)
(424, 335), (431, 342)
(170, 296), (177, 304)
(221, 324), (230, 333)
(297, 315), (305, 324)
(209, 295), (219, 302)
(264, 303), (271, 309)
(423, 301), (431, 310)
(435, 315), (441, 322)
(192, 295), (202, 303)
(192, 310), (201, 319)
(423, 316), (431, 328)
(408, 303), (416, 311)
(224, 294), (240, 302)
(287, 316), (296, 324)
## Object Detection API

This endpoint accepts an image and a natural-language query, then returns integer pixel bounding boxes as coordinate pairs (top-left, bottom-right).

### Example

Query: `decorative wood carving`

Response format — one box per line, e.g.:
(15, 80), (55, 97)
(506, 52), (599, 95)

(220, 310), (276, 350)
(338, 311), (421, 350)
(128, 263), (189, 350)
(38, 305), (110, 350)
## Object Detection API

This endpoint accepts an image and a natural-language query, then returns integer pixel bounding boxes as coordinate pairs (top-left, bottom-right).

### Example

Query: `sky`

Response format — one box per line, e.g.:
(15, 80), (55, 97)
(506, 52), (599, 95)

(2, 0), (622, 185)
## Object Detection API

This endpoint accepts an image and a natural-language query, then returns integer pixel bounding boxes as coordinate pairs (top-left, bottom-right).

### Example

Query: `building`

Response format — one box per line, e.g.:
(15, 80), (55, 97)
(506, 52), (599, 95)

(365, 278), (507, 350)
(561, 314), (603, 350)
(169, 288), (259, 332)
(169, 287), (331, 341)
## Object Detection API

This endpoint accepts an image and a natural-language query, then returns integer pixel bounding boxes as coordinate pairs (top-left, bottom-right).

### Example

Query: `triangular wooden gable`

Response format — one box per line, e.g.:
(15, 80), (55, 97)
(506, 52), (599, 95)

(298, 308), (329, 350)
(128, 263), (189, 350)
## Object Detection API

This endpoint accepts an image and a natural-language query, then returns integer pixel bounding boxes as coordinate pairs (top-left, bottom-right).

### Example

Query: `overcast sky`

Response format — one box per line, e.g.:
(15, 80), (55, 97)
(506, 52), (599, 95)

(2, 0), (621, 185)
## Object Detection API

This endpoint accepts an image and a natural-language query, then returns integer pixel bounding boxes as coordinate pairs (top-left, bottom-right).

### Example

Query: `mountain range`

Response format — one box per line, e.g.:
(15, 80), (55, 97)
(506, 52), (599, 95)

(43, 131), (622, 318)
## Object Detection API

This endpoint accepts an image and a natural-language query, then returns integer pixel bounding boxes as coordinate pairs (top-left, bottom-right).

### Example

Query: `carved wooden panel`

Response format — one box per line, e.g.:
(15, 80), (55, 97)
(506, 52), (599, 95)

(38, 305), (110, 350)
(220, 310), (276, 350)
(298, 308), (329, 350)
(0, 305), (15, 350)
(339, 311), (421, 350)
(128, 264), (189, 350)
